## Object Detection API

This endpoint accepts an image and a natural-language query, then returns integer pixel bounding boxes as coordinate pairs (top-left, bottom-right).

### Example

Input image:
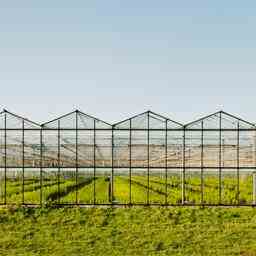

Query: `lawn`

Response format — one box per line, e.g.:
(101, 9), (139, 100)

(1, 206), (256, 255)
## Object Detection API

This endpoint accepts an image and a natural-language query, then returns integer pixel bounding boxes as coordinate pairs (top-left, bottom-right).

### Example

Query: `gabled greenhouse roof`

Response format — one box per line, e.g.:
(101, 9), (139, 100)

(42, 109), (112, 129)
(0, 108), (256, 129)
(184, 111), (255, 129)
(113, 110), (183, 129)
(0, 109), (41, 129)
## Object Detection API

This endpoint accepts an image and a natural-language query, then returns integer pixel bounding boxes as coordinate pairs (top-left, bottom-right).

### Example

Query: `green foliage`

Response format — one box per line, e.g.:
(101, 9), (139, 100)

(1, 207), (256, 255)
(0, 173), (254, 255)
(1, 173), (255, 205)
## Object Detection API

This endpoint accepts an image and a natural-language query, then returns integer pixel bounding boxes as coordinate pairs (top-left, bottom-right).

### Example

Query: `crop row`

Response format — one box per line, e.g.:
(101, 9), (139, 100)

(0, 174), (255, 205)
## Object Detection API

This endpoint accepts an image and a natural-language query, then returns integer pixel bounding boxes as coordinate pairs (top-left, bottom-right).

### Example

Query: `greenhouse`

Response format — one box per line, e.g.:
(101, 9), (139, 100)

(0, 109), (256, 206)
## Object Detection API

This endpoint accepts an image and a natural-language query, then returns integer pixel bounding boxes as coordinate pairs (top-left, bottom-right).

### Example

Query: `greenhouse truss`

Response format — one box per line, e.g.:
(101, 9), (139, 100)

(1, 108), (256, 206)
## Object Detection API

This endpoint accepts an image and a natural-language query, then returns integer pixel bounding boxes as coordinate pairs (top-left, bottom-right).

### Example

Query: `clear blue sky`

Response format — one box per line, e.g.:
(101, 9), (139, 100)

(1, 0), (256, 125)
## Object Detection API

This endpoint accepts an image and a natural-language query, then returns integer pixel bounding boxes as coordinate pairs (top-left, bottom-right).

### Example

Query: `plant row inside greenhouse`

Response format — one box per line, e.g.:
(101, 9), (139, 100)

(0, 108), (256, 206)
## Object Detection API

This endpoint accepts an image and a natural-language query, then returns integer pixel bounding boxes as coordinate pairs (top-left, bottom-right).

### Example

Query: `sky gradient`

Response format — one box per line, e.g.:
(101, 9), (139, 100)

(1, 0), (256, 125)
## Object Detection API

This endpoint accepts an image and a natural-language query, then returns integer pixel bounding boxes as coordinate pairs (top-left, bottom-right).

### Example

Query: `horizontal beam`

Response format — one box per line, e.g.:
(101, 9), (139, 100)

(1, 128), (256, 131)
(1, 166), (256, 169)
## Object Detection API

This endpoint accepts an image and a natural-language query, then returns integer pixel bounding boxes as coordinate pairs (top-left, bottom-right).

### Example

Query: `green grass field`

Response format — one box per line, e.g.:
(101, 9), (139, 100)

(1, 174), (256, 255)
(1, 206), (256, 255)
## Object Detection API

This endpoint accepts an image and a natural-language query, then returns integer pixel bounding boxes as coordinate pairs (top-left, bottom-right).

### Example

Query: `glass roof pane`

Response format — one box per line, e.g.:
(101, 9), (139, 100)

(43, 111), (76, 129)
(149, 113), (165, 129)
(186, 112), (255, 129)
(95, 120), (112, 129)
(186, 113), (220, 129)
(23, 119), (41, 129)
(43, 120), (58, 128)
(1, 112), (40, 129)
(221, 114), (238, 129)
(167, 120), (183, 129)
(77, 113), (94, 128)
(0, 113), (4, 129)
(221, 113), (254, 129)
(60, 113), (76, 128)
(114, 120), (130, 129)
(43, 111), (111, 129)
(115, 111), (182, 129)
(6, 113), (23, 129)
(131, 113), (148, 129)
(78, 111), (111, 129)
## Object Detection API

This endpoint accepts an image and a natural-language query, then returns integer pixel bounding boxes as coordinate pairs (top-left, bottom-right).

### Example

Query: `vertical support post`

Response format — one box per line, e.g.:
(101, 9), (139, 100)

(147, 112), (150, 205)
(254, 128), (256, 172)
(111, 127), (114, 203)
(253, 128), (256, 205)
(22, 119), (25, 205)
(4, 112), (6, 205)
(253, 172), (256, 205)
(219, 112), (222, 205)
(75, 111), (78, 205)
(129, 119), (132, 205)
(57, 120), (60, 204)
(93, 119), (96, 205)
(182, 127), (186, 205)
(237, 122), (240, 205)
(40, 128), (43, 206)
(201, 121), (204, 205)
(165, 120), (168, 205)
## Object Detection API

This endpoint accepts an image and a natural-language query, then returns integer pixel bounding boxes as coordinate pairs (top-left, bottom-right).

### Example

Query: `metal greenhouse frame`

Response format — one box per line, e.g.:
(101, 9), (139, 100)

(0, 109), (256, 206)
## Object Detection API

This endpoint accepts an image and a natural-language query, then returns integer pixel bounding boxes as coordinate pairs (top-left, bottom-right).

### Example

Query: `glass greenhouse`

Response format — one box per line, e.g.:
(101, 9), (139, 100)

(0, 109), (256, 206)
